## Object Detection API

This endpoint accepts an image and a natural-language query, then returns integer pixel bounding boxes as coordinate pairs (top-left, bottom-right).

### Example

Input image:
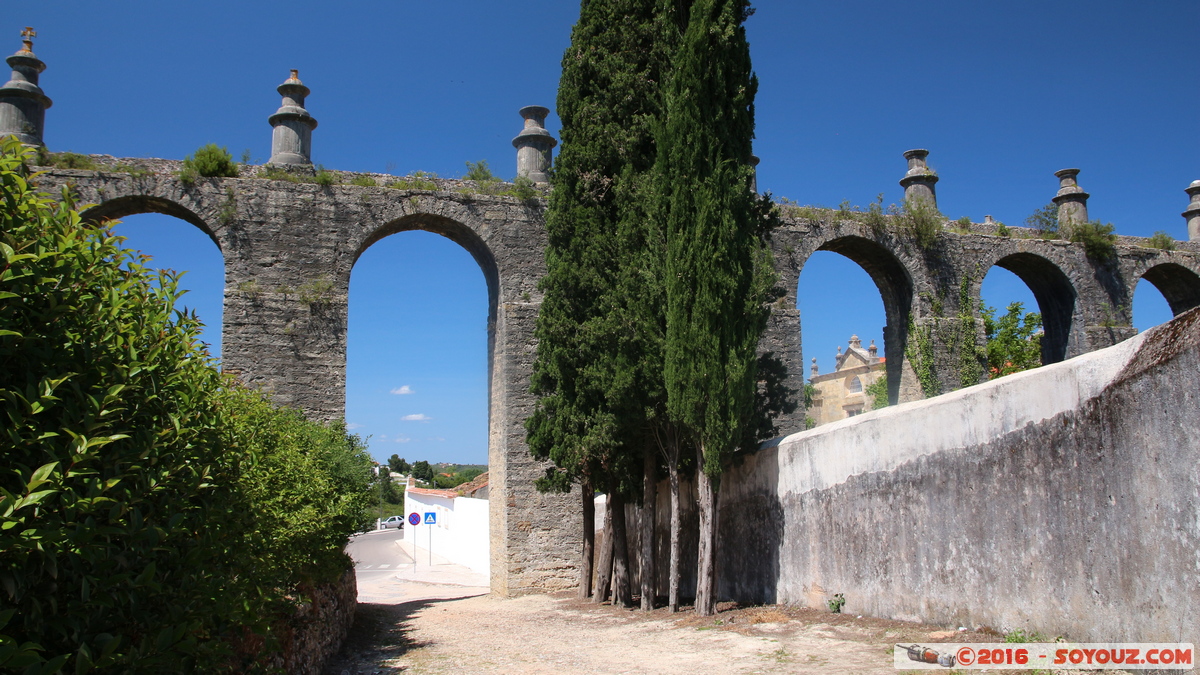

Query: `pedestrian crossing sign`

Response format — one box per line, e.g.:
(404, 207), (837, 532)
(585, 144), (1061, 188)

(424, 512), (437, 525)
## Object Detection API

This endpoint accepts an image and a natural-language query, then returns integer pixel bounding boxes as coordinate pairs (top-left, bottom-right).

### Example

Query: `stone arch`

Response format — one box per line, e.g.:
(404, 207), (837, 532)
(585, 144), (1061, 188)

(1134, 262), (1200, 318)
(79, 194), (221, 251)
(797, 234), (916, 405)
(352, 212), (500, 321)
(987, 252), (1076, 365)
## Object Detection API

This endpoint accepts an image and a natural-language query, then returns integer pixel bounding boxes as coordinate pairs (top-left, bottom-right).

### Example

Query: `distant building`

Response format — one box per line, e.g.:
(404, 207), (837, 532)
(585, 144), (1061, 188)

(808, 335), (886, 426)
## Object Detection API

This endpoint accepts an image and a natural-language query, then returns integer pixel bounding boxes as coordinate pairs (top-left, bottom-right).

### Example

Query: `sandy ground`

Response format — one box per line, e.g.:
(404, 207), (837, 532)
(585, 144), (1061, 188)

(325, 534), (1152, 675)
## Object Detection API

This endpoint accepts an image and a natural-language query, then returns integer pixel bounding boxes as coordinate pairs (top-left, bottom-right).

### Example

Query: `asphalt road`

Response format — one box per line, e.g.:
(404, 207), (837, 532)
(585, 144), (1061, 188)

(347, 527), (412, 575)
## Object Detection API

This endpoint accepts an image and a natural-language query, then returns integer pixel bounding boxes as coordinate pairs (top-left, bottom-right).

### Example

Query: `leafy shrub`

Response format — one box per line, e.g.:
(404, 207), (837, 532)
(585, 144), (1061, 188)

(40, 150), (100, 170)
(864, 376), (889, 409)
(180, 144), (239, 184)
(900, 197), (943, 249)
(0, 141), (374, 672)
(1145, 230), (1176, 251)
(1, 139), (236, 670)
(218, 387), (374, 595)
(995, 222), (1010, 237)
(501, 175), (539, 201)
(863, 193), (887, 235)
(464, 159), (496, 182)
(1025, 202), (1059, 240)
(348, 174), (377, 187)
(952, 216), (972, 233)
(388, 171), (438, 191)
(314, 165), (337, 186)
(1069, 220), (1118, 261)
(983, 301), (1042, 379)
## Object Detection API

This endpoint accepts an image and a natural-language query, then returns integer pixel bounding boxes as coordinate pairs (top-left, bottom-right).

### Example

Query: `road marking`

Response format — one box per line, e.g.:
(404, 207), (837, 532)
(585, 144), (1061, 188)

(380, 564), (391, 569)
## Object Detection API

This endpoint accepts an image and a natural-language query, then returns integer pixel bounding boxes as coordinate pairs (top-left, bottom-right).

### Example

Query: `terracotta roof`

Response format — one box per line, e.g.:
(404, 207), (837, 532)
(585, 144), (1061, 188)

(455, 471), (489, 497)
(406, 486), (460, 499)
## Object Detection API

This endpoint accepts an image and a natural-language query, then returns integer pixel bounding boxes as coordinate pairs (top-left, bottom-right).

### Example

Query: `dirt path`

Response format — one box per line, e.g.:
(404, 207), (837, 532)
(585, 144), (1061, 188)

(324, 581), (1029, 675)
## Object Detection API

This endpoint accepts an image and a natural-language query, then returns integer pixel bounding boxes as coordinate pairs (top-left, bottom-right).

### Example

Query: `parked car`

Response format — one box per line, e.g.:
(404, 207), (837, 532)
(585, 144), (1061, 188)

(381, 515), (405, 530)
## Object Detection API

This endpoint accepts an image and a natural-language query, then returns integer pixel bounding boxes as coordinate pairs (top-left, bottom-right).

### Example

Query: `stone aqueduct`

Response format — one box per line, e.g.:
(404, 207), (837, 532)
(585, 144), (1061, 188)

(8, 35), (1200, 596)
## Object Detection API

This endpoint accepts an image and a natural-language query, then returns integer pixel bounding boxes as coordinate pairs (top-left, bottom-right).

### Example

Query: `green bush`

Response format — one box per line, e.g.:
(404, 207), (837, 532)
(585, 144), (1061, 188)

(0, 140), (374, 672)
(36, 150), (99, 171)
(900, 197), (943, 249)
(218, 388), (374, 593)
(348, 174), (377, 187)
(500, 175), (539, 201)
(464, 159), (495, 182)
(863, 193), (887, 235)
(180, 144), (239, 184)
(983, 301), (1042, 379)
(1069, 220), (1118, 261)
(1, 139), (236, 670)
(1025, 202), (1059, 240)
(1145, 230), (1176, 251)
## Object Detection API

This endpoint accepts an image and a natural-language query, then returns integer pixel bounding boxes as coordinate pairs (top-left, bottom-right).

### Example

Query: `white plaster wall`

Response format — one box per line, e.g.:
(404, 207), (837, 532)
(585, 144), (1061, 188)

(404, 490), (490, 576)
(766, 326), (1146, 497)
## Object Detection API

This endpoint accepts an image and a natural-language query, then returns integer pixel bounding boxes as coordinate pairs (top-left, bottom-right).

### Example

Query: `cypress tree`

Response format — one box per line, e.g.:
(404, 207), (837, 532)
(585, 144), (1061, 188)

(527, 0), (667, 604)
(657, 0), (768, 616)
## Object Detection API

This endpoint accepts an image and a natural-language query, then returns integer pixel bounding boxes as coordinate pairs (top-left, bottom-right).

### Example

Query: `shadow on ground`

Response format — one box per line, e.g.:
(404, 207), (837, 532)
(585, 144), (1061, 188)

(322, 593), (485, 675)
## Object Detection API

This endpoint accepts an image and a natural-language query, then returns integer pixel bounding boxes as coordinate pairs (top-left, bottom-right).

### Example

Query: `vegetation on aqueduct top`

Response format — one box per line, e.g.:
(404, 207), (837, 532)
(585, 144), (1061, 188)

(0, 140), (376, 674)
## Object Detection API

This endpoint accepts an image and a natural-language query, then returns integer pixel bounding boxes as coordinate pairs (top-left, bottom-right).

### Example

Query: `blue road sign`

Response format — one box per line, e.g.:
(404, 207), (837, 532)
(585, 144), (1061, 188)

(408, 512), (421, 526)
(424, 512), (437, 525)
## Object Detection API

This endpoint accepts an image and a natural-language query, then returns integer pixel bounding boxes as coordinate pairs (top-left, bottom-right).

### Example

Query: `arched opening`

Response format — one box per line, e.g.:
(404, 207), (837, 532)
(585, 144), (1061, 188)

(1133, 263), (1200, 332)
(81, 203), (224, 359)
(986, 253), (1075, 366)
(348, 223), (493, 583)
(979, 265), (1042, 379)
(797, 237), (912, 424)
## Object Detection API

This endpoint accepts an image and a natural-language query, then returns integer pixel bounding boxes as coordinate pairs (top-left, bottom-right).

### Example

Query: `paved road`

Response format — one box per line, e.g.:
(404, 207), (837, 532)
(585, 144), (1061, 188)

(347, 528), (412, 574)
(345, 528), (488, 604)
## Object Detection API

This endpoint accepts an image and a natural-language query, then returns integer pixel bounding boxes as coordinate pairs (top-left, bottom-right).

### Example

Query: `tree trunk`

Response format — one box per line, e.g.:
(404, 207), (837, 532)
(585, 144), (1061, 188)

(610, 491), (633, 608)
(667, 446), (681, 613)
(594, 496), (614, 604)
(639, 446), (657, 611)
(695, 443), (719, 617)
(579, 479), (595, 599)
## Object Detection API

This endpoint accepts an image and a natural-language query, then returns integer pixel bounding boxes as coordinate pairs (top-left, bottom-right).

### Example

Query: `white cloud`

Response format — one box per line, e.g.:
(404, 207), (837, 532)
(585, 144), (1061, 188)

(390, 385), (414, 395)
(402, 413), (431, 422)
(394, 437), (412, 443)
(427, 437), (446, 442)
(346, 422), (363, 430)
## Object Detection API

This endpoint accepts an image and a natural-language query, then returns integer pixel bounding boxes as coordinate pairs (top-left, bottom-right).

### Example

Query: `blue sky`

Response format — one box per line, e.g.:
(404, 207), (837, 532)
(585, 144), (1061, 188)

(10, 2), (1194, 464)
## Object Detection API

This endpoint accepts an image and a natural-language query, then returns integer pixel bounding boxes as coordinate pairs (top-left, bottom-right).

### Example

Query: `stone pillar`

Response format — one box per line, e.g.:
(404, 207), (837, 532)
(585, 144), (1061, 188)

(268, 70), (318, 166)
(1183, 180), (1200, 242)
(512, 106), (556, 183)
(1052, 168), (1090, 227)
(0, 28), (52, 147)
(899, 149), (938, 207)
(749, 154), (760, 194)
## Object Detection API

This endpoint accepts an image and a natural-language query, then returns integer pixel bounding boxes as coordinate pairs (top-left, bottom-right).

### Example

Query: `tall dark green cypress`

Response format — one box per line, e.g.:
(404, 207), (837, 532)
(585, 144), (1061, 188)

(658, 0), (768, 616)
(527, 0), (667, 604)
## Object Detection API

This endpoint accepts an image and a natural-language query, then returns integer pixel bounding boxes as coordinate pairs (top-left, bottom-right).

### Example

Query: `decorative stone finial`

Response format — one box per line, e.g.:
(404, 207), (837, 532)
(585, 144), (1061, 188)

(849, 335), (862, 349)
(512, 106), (556, 183)
(1052, 168), (1090, 226)
(899, 149), (938, 207)
(868, 340), (878, 358)
(267, 69), (318, 166)
(0, 26), (53, 147)
(810, 357), (819, 378)
(1183, 180), (1200, 242)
